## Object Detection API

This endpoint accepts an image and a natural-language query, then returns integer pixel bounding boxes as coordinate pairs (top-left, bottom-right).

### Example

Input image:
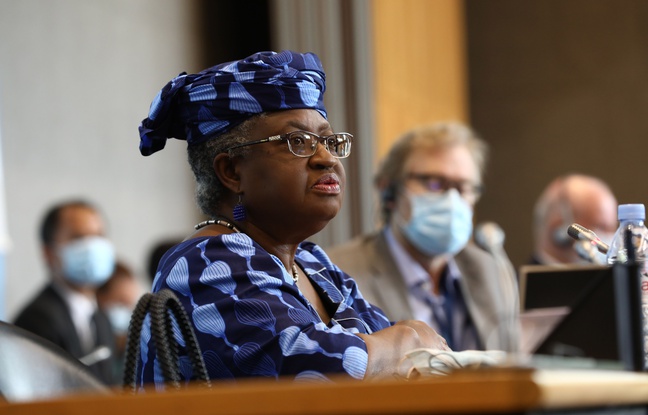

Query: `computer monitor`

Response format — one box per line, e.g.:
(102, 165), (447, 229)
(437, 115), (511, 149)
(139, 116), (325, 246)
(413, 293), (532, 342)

(519, 264), (644, 370)
(519, 264), (609, 311)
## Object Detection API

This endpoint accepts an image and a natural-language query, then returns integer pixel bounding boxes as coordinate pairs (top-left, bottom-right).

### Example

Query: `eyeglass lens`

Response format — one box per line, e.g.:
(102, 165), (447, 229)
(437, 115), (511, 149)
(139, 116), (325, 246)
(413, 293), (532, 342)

(408, 174), (482, 198)
(286, 131), (352, 158)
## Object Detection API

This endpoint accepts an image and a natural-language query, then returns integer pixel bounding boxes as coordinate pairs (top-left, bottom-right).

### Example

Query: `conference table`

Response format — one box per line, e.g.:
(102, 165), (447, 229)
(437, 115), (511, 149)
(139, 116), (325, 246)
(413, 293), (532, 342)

(3, 367), (648, 414)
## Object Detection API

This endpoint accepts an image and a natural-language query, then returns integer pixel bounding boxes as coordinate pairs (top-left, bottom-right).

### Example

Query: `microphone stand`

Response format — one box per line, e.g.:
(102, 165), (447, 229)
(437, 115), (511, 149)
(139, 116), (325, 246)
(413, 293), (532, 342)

(613, 228), (645, 371)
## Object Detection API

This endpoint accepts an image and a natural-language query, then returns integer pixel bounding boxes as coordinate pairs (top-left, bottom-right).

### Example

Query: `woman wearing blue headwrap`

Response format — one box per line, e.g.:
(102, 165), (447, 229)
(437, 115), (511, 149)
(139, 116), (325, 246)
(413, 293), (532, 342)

(137, 50), (448, 384)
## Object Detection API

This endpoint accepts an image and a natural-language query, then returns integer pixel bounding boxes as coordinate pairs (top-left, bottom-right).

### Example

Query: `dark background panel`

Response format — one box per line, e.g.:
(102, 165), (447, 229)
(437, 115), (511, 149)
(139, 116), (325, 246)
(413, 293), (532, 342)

(465, 0), (648, 270)
(198, 0), (271, 67)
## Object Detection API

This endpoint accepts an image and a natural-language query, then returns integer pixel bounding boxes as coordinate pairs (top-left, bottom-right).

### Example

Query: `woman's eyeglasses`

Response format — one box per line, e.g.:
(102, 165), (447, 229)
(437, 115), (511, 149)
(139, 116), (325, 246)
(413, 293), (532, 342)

(225, 131), (353, 158)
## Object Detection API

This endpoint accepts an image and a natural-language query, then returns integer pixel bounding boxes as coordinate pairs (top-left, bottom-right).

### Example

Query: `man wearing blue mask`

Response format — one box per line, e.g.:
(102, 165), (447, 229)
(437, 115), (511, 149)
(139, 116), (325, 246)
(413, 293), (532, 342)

(327, 122), (519, 352)
(14, 200), (118, 384)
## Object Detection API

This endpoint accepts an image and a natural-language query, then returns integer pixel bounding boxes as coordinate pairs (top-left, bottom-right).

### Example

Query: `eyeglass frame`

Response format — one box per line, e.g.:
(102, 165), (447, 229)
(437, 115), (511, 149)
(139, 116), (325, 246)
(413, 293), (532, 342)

(404, 173), (484, 202)
(224, 130), (354, 158)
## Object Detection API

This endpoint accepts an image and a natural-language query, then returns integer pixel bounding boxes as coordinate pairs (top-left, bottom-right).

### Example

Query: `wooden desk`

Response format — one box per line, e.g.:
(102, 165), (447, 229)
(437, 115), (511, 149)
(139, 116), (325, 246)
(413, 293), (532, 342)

(3, 368), (648, 414)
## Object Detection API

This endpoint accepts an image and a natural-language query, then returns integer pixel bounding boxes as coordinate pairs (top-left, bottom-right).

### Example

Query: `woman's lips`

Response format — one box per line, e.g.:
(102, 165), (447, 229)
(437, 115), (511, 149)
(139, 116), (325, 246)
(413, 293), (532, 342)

(312, 173), (341, 194)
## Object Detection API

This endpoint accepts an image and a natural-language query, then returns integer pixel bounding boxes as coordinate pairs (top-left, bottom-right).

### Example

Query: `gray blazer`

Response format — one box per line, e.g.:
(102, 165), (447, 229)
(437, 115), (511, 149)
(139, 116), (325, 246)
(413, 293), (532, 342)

(326, 232), (519, 352)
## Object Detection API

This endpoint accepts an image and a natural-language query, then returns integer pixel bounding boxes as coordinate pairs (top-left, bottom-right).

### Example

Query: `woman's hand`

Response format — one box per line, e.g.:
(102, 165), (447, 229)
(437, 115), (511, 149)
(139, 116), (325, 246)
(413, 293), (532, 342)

(357, 320), (450, 379)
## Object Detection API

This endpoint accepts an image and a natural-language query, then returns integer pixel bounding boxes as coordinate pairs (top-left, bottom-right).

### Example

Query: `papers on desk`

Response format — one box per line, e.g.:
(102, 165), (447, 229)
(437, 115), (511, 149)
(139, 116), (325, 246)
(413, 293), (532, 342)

(398, 347), (626, 380)
(399, 304), (628, 379)
(398, 349), (510, 379)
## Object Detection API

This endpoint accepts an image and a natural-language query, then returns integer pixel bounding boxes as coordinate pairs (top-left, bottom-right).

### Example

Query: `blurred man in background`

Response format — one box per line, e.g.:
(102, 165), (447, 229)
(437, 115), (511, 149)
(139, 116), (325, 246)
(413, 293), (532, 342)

(14, 199), (118, 384)
(327, 122), (519, 352)
(97, 259), (144, 380)
(531, 174), (618, 266)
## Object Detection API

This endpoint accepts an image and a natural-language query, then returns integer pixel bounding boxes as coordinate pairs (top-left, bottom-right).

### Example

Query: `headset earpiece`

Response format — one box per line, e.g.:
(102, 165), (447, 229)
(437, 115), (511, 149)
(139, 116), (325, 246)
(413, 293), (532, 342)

(381, 183), (396, 203)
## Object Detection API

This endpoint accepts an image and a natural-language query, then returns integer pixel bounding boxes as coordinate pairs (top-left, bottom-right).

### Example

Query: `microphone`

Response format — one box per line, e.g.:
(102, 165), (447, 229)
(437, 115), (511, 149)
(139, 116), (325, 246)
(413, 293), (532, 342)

(474, 221), (506, 254)
(574, 239), (605, 264)
(474, 221), (519, 351)
(567, 223), (609, 254)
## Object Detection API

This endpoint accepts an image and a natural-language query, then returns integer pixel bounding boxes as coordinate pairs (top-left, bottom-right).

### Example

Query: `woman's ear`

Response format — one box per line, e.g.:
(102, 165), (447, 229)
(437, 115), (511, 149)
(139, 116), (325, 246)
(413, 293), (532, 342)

(213, 153), (240, 193)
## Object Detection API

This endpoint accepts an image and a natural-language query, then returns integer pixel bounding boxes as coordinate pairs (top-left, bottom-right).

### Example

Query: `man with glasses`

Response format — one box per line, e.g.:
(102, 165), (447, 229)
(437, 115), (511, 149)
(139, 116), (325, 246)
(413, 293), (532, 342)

(328, 122), (519, 352)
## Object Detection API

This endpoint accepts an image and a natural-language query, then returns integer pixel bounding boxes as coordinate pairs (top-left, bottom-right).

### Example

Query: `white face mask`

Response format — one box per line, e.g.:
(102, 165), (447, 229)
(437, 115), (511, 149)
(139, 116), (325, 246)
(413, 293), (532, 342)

(59, 236), (115, 287)
(397, 188), (473, 256)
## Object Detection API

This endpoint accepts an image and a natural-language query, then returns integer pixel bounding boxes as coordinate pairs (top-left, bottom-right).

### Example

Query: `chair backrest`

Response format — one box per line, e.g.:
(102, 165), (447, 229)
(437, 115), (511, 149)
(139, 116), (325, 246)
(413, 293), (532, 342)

(122, 289), (211, 392)
(0, 320), (111, 402)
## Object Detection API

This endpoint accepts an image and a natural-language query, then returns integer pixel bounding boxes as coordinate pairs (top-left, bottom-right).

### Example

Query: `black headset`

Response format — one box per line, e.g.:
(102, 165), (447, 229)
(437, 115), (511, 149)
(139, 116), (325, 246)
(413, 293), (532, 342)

(381, 183), (397, 203)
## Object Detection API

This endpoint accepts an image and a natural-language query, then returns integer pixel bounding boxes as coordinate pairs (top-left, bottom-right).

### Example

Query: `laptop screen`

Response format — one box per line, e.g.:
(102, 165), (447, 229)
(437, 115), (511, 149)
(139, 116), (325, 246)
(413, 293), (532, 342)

(518, 264), (620, 361)
(519, 264), (611, 311)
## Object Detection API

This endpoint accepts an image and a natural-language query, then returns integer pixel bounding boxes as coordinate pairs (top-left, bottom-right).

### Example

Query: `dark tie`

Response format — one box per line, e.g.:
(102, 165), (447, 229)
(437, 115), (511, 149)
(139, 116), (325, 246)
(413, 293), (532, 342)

(412, 279), (455, 349)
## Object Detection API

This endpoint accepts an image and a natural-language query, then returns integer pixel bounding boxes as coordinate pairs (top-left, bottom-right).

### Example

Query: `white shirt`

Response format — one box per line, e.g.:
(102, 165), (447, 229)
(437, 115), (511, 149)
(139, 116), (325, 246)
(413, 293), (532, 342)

(52, 282), (97, 353)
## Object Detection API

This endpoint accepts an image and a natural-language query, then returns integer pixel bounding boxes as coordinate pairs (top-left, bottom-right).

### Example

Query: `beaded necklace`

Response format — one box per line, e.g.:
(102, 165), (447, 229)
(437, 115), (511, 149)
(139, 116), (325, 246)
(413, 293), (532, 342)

(194, 218), (299, 283)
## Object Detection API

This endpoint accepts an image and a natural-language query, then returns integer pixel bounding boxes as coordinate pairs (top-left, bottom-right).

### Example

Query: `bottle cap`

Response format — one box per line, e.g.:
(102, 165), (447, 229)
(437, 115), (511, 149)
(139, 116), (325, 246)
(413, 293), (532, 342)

(618, 204), (646, 221)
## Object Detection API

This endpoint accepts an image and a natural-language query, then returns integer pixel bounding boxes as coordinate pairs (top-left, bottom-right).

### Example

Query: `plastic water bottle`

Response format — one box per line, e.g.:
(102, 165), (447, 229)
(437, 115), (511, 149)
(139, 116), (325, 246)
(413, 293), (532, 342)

(606, 203), (648, 366)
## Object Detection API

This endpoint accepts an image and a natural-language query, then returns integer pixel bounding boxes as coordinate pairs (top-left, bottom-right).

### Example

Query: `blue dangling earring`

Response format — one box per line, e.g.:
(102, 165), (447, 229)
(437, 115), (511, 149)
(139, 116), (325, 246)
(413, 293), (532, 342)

(233, 194), (246, 221)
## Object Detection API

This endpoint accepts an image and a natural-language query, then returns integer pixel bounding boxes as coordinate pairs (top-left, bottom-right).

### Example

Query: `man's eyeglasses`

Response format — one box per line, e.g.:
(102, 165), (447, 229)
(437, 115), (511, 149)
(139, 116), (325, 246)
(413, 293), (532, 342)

(225, 131), (353, 158)
(406, 173), (483, 201)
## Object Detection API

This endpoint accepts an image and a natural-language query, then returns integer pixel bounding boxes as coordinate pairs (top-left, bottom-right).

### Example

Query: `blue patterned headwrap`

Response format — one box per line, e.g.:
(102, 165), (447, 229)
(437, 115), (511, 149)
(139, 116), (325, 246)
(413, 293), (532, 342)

(138, 50), (327, 156)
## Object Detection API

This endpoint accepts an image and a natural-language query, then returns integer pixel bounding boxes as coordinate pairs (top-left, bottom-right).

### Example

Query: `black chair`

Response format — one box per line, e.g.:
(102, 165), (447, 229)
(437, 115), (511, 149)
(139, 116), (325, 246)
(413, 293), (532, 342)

(123, 289), (211, 392)
(0, 320), (111, 402)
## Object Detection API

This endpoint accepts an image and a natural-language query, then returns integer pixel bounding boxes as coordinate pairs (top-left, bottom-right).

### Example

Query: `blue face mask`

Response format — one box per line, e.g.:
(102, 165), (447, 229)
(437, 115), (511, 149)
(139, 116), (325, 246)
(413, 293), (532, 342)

(105, 304), (133, 335)
(398, 189), (473, 256)
(60, 236), (115, 287)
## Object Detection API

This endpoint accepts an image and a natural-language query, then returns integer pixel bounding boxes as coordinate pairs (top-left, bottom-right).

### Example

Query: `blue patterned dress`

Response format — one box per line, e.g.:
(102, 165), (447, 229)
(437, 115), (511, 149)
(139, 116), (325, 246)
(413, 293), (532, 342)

(137, 233), (392, 385)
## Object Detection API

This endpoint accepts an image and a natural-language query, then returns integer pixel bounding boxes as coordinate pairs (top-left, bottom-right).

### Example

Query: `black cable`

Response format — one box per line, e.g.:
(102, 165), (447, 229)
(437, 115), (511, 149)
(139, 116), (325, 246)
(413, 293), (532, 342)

(624, 228), (636, 264)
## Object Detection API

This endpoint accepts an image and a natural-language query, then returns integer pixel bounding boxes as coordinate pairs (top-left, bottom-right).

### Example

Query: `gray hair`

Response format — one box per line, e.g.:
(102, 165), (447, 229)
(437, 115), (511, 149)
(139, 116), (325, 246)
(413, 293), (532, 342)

(375, 122), (489, 224)
(187, 114), (265, 217)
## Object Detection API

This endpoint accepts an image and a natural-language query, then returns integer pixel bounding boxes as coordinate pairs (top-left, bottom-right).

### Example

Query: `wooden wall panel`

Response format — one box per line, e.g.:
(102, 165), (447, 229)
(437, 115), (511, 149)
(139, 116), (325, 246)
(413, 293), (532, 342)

(371, 0), (468, 160)
(465, 0), (648, 269)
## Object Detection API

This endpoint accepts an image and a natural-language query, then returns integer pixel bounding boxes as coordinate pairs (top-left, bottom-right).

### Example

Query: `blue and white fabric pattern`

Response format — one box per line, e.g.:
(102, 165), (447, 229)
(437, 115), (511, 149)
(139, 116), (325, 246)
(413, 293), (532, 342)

(138, 50), (327, 156)
(138, 234), (391, 385)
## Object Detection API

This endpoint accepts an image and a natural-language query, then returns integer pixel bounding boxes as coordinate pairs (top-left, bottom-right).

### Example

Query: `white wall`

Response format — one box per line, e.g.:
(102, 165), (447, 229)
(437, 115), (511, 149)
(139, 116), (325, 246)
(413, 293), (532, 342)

(0, 0), (202, 319)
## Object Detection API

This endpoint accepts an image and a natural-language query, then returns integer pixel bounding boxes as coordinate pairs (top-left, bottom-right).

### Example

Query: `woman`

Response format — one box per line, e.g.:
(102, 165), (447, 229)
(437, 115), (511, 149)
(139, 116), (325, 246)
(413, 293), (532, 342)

(137, 50), (447, 384)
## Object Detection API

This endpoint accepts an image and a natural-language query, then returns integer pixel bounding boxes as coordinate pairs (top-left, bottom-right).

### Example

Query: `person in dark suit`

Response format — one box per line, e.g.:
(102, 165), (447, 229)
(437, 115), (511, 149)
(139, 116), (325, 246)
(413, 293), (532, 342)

(327, 122), (519, 352)
(14, 199), (118, 384)
(146, 239), (181, 284)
